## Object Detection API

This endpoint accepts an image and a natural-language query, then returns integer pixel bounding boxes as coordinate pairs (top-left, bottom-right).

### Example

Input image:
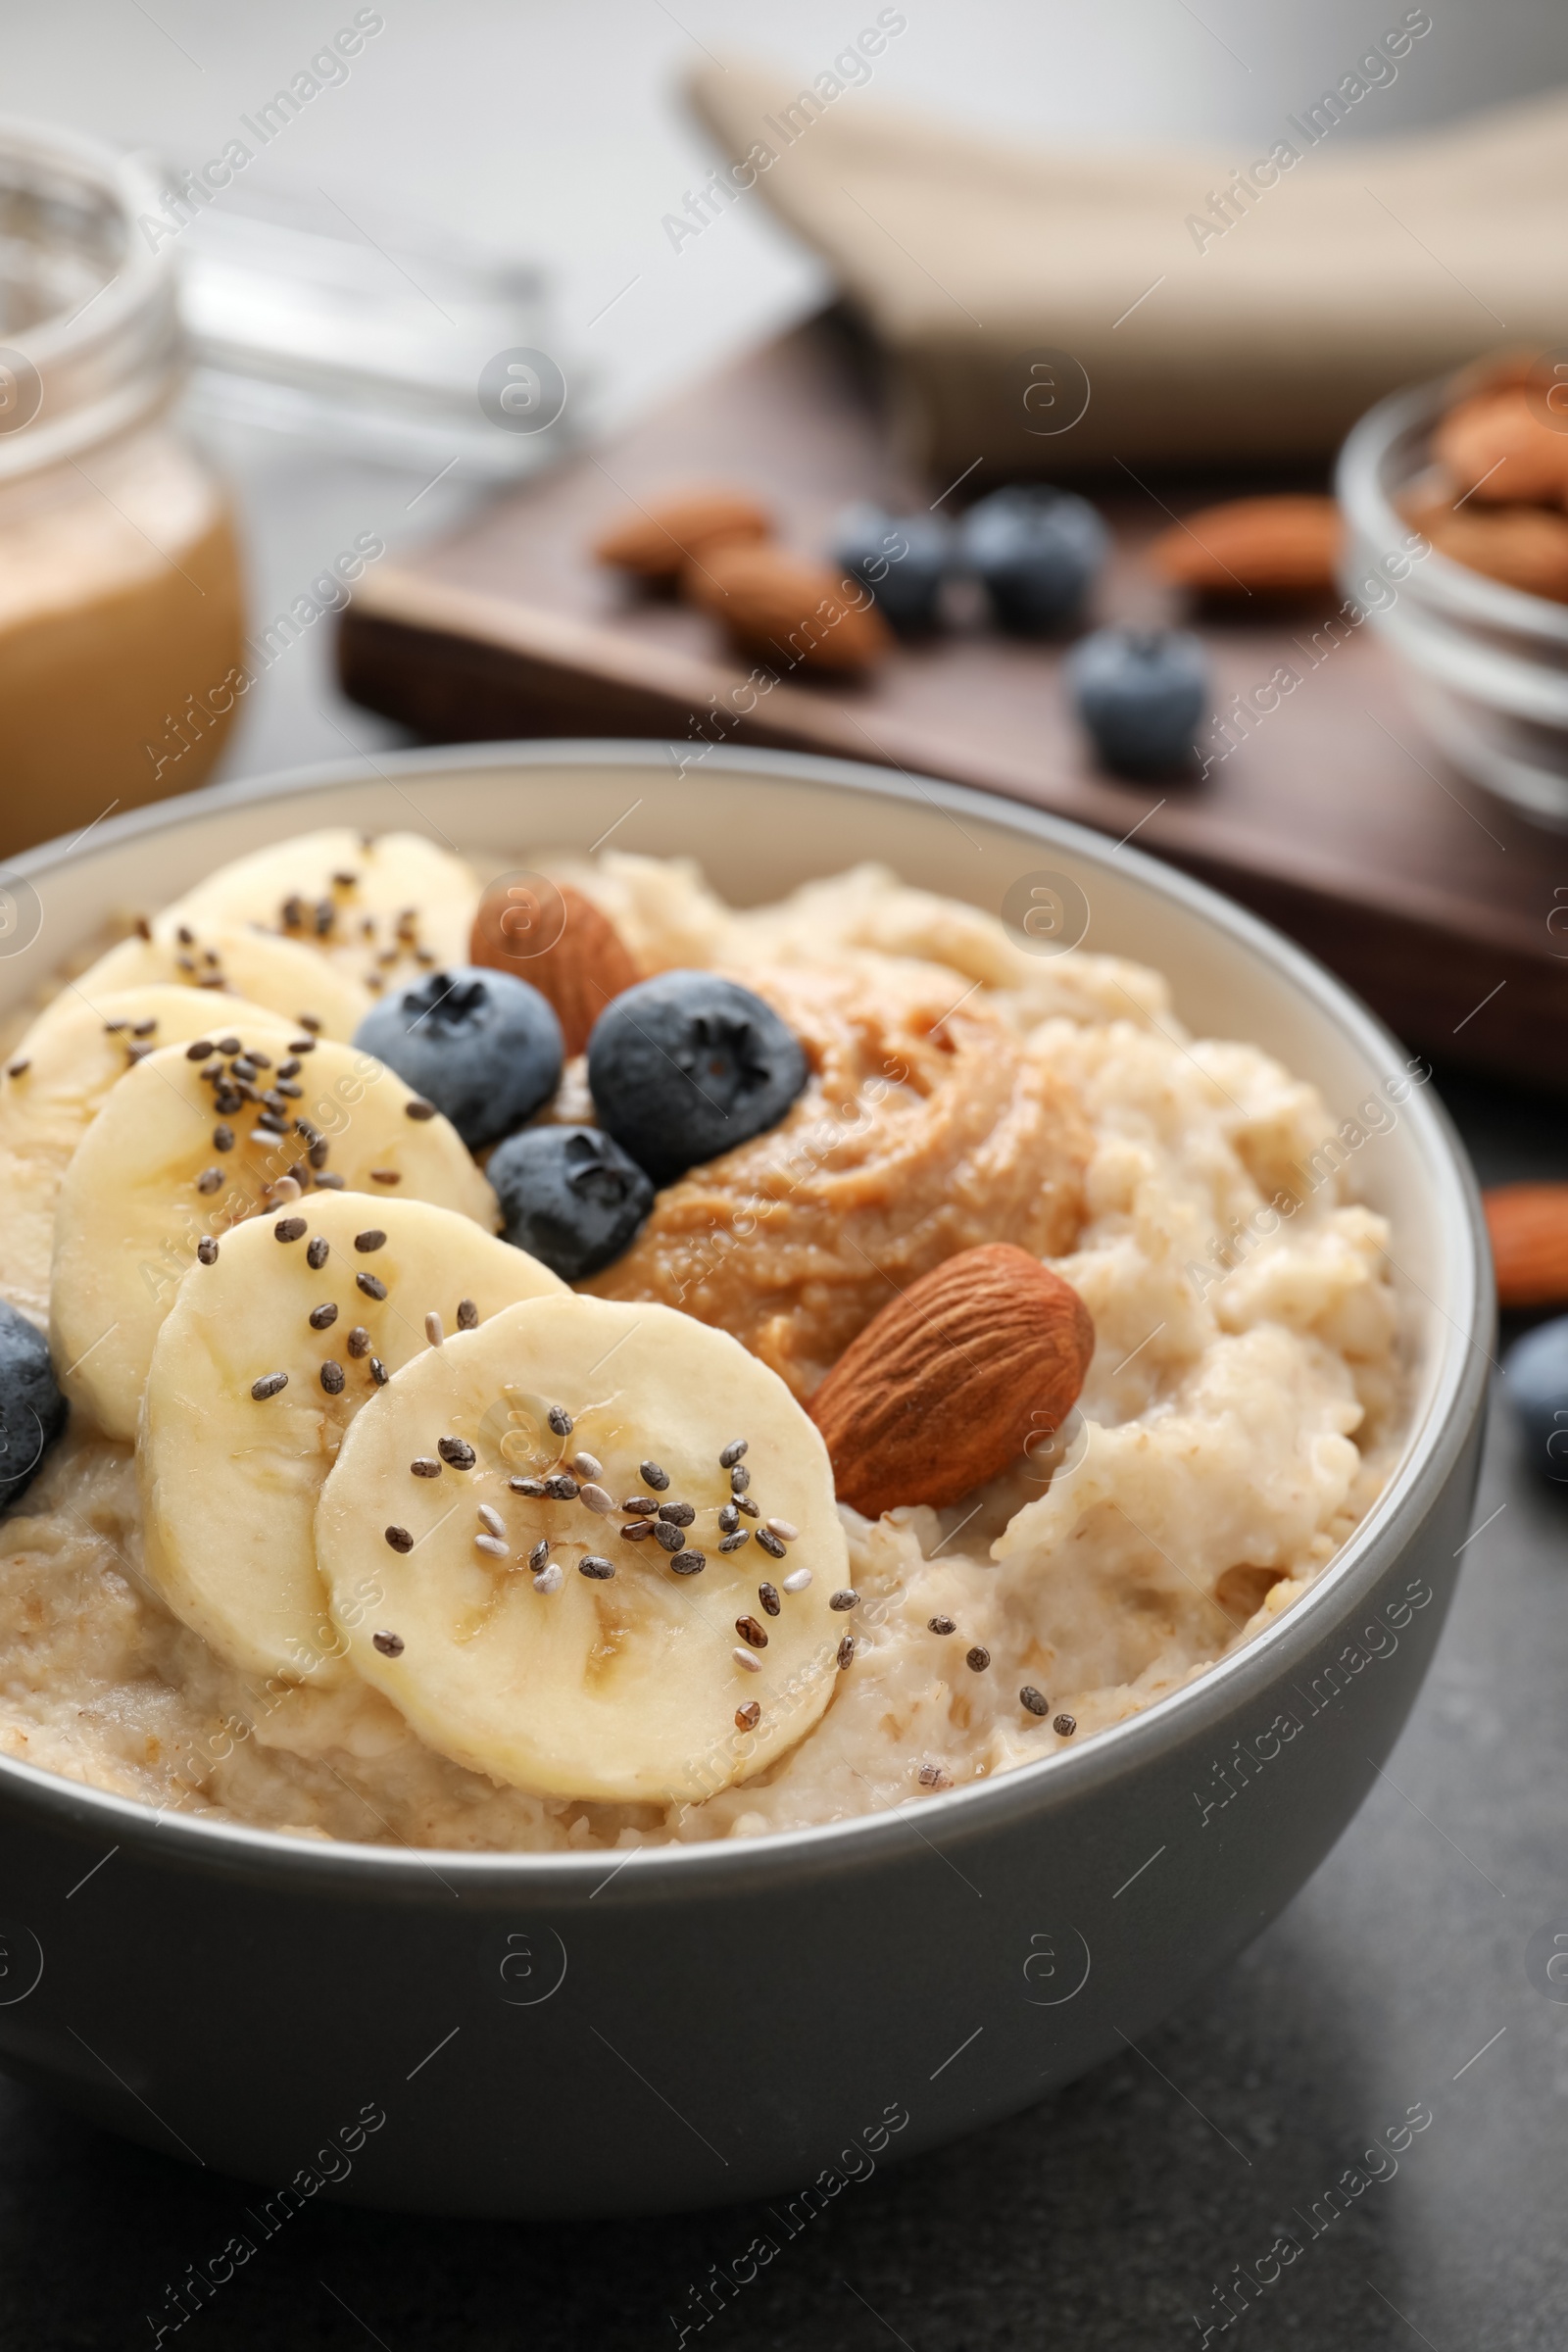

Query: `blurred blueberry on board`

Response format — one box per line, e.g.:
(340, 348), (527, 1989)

(488, 1125), (655, 1282)
(958, 485), (1108, 631)
(1067, 626), (1210, 775)
(1504, 1315), (1568, 1485)
(0, 1301), (66, 1511)
(832, 502), (949, 632)
(587, 971), (808, 1185)
(354, 965), (563, 1151)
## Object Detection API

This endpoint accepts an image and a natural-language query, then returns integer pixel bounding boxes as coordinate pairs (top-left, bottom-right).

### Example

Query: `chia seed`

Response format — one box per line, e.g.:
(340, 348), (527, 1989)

(719, 1440), (748, 1469)
(384, 1526), (414, 1553)
(371, 1631), (404, 1657)
(758, 1583), (781, 1617)
(196, 1238), (219, 1266)
(829, 1589), (859, 1611)
(928, 1615), (956, 1636)
(456, 1299), (478, 1330)
(320, 1361), (346, 1396)
(1020, 1688), (1050, 1717)
(837, 1636), (855, 1670)
(309, 1302), (338, 1330)
(717, 1532), (750, 1552)
(356, 1272), (388, 1300)
(547, 1405), (573, 1438)
(1053, 1713), (1077, 1738)
(735, 1615), (768, 1648)
(734, 1700), (760, 1731)
(640, 1459), (669, 1492)
(346, 1326), (370, 1358)
(755, 1529), (786, 1559)
(411, 1458), (441, 1478)
(652, 1522), (683, 1553)
(658, 1500), (695, 1527)
(966, 1645), (991, 1673)
(579, 1556), (615, 1580)
(669, 1550), (706, 1576)
(437, 1437), (476, 1470)
(354, 1229), (387, 1253)
(250, 1372), (287, 1399)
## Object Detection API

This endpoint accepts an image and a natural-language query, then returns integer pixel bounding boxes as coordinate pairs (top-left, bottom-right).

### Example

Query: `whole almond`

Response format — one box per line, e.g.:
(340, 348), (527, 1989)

(1484, 1183), (1568, 1307)
(1403, 494), (1568, 605)
(808, 1243), (1094, 1518)
(470, 877), (639, 1056)
(1433, 386), (1568, 510)
(683, 543), (894, 672)
(593, 489), (771, 581)
(1148, 495), (1342, 598)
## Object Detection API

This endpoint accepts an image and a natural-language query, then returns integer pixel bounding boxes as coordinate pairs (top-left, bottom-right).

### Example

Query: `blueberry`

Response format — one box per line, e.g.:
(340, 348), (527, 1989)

(958, 485), (1107, 632)
(0, 1302), (66, 1510)
(832, 502), (949, 632)
(354, 966), (562, 1151)
(488, 1126), (654, 1281)
(1504, 1315), (1568, 1485)
(587, 972), (808, 1184)
(1067, 626), (1210, 775)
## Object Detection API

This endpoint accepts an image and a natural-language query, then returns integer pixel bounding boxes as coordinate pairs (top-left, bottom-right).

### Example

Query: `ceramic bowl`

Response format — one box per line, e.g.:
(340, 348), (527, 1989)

(0, 742), (1489, 2216)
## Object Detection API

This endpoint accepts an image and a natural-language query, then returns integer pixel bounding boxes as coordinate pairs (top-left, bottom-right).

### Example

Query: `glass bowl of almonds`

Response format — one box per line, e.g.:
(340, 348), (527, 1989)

(1338, 354), (1568, 827)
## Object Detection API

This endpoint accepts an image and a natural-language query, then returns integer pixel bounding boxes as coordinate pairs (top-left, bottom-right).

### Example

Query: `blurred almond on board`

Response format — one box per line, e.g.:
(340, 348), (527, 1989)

(1148, 495), (1343, 599)
(470, 877), (638, 1057)
(592, 488), (771, 581)
(808, 1243), (1094, 1518)
(1484, 1184), (1568, 1308)
(682, 543), (894, 672)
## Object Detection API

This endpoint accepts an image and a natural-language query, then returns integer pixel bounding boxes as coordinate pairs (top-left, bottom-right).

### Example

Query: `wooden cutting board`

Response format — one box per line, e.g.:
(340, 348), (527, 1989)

(338, 311), (1568, 1091)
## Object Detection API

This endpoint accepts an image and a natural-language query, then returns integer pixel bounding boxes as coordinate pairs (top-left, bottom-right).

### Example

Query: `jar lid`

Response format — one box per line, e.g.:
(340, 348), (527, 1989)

(0, 115), (182, 478)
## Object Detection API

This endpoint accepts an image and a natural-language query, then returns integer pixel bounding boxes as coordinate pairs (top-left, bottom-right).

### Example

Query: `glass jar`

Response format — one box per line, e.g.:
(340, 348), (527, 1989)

(0, 118), (245, 857)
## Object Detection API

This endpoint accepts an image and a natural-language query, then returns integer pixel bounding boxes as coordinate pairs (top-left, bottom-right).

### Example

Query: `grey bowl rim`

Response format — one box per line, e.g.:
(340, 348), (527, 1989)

(1337, 373), (1568, 646)
(0, 738), (1492, 1897)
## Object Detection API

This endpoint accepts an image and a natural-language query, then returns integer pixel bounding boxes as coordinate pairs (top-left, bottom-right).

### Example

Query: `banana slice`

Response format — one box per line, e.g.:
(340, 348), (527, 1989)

(31, 917), (369, 1044)
(140, 1194), (565, 1687)
(0, 986), (296, 1328)
(316, 1295), (850, 1804)
(163, 827), (478, 998)
(52, 1034), (498, 1442)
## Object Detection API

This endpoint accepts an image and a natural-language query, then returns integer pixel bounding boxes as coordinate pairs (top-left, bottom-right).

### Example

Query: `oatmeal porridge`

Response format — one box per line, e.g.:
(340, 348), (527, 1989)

(0, 831), (1404, 1850)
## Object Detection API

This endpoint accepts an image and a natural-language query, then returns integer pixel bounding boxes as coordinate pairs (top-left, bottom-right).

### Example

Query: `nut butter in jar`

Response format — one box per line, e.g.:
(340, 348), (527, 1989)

(0, 120), (244, 856)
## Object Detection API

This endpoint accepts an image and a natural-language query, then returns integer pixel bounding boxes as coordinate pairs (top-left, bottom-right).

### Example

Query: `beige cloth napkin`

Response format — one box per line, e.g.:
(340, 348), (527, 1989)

(687, 62), (1568, 471)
